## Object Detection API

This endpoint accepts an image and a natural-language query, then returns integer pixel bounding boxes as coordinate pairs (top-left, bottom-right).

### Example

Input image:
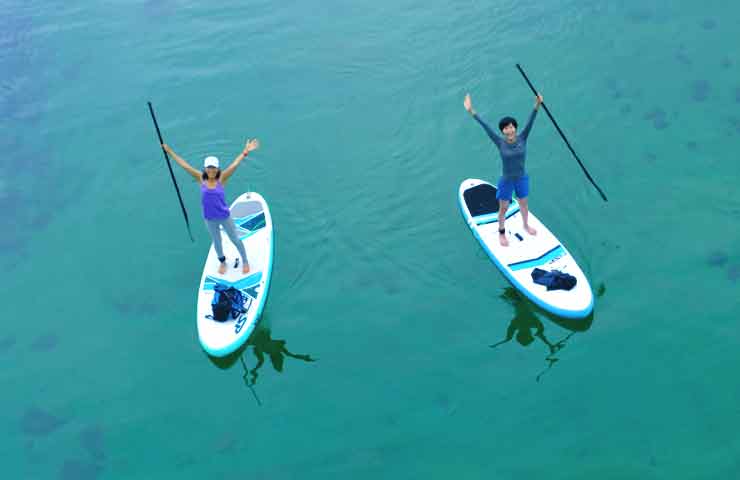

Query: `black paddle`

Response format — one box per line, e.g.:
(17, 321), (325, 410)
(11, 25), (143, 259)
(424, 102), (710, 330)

(147, 101), (195, 242)
(516, 64), (608, 202)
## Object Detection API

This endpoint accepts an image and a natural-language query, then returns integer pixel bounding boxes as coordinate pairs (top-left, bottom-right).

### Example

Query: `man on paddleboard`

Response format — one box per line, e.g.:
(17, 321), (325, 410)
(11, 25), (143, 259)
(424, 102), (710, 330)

(464, 92), (543, 246)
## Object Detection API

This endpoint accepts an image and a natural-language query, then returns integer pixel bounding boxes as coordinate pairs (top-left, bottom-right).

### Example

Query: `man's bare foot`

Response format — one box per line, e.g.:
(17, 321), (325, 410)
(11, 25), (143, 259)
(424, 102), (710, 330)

(499, 233), (509, 247)
(242, 263), (251, 275)
(524, 225), (537, 235)
(218, 262), (227, 274)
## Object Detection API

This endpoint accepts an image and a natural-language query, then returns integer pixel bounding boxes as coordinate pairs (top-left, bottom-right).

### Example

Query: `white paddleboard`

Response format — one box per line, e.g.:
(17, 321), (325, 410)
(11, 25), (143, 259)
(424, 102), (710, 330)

(458, 178), (593, 319)
(196, 192), (273, 357)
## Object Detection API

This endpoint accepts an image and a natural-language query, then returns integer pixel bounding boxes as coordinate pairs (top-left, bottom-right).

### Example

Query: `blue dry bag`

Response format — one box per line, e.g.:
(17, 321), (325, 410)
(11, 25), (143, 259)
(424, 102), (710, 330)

(211, 283), (247, 322)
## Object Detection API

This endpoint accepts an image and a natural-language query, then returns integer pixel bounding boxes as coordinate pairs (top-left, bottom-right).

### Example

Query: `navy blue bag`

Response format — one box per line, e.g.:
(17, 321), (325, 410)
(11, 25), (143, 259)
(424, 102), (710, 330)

(531, 268), (577, 291)
(211, 283), (247, 321)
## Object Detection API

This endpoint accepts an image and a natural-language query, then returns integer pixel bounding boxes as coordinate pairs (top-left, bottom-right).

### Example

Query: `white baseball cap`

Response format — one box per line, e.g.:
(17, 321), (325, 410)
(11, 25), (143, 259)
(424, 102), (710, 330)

(203, 156), (220, 169)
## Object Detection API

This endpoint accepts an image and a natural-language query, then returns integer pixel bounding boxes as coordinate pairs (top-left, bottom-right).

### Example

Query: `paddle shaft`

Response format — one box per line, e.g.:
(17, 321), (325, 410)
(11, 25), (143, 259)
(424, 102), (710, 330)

(147, 102), (195, 242)
(515, 64), (608, 202)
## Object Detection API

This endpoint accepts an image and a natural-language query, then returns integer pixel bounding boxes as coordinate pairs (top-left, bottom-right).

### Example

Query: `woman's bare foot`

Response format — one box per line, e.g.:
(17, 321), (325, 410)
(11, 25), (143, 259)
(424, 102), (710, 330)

(524, 224), (537, 236)
(218, 262), (227, 274)
(242, 263), (251, 274)
(499, 233), (509, 247)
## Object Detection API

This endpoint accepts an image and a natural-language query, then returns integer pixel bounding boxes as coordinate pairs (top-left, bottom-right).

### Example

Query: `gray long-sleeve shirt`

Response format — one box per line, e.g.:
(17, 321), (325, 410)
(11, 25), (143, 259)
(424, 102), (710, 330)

(473, 108), (538, 179)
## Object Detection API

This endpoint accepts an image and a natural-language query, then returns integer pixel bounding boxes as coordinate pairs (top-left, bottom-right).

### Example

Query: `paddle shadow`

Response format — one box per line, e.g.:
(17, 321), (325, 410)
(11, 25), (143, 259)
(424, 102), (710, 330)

(489, 287), (597, 381)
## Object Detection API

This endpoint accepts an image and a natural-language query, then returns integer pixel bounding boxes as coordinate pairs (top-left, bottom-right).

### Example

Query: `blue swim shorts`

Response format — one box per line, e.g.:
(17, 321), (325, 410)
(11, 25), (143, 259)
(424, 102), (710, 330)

(496, 175), (529, 202)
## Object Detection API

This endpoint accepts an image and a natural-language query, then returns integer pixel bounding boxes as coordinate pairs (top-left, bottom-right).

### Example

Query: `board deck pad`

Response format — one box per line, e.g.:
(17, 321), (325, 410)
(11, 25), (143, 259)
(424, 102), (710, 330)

(196, 192), (273, 357)
(459, 178), (593, 318)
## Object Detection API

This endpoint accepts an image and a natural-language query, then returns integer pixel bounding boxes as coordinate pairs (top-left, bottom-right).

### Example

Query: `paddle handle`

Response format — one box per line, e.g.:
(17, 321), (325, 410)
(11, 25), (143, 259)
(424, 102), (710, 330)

(148, 101), (166, 145)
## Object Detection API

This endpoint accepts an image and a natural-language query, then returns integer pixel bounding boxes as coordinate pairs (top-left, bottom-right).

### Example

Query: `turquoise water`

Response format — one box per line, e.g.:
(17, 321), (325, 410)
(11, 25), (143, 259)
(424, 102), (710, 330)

(2, 0), (740, 478)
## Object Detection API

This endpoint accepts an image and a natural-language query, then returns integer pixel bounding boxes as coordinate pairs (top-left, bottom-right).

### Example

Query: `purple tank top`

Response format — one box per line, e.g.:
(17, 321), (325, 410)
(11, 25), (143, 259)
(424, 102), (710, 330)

(201, 181), (230, 220)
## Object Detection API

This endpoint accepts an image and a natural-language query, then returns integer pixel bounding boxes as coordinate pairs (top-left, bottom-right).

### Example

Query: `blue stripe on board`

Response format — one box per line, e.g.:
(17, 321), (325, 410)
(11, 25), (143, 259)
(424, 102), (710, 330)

(507, 245), (565, 271)
(232, 212), (261, 226)
(239, 212), (266, 232)
(203, 271), (263, 291)
(473, 206), (520, 225)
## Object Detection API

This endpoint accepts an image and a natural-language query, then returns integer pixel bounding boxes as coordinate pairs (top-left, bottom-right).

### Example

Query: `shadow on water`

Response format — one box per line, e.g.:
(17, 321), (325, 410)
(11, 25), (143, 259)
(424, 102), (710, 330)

(489, 286), (600, 382)
(203, 313), (317, 405)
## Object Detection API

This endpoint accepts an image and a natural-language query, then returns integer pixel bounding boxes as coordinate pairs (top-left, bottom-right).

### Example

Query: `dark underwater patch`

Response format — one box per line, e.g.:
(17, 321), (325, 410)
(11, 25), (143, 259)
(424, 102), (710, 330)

(21, 407), (66, 436)
(0, 335), (16, 351)
(79, 424), (106, 461)
(692, 80), (710, 102)
(728, 265), (740, 283)
(701, 18), (717, 30)
(59, 460), (102, 480)
(644, 108), (669, 130)
(706, 251), (729, 267)
(675, 51), (692, 66)
(30, 333), (59, 352)
(653, 117), (669, 130)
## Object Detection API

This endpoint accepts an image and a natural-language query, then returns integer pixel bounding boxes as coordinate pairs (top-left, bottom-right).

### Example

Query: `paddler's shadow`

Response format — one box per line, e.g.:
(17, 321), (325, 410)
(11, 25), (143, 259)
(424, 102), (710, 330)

(205, 315), (317, 385)
(489, 287), (595, 381)
(239, 323), (317, 388)
(204, 316), (316, 405)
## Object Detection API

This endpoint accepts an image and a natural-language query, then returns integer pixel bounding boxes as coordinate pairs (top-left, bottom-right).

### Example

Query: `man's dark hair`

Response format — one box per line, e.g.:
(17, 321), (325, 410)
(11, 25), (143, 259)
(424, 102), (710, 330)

(498, 116), (518, 132)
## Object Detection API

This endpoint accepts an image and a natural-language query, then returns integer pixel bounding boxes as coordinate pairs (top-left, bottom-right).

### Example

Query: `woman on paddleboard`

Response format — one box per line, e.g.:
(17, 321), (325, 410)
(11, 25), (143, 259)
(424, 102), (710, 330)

(464, 92), (543, 247)
(162, 139), (260, 275)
